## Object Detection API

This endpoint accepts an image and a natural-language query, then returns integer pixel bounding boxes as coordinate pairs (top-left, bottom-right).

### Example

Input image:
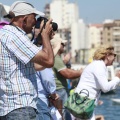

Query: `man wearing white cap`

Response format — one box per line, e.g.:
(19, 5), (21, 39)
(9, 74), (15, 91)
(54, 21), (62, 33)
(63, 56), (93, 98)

(0, 1), (54, 120)
(53, 36), (83, 120)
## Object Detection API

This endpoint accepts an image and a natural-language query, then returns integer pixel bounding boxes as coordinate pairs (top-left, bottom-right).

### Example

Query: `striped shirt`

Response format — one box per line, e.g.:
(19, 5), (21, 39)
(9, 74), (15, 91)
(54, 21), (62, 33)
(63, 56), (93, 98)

(0, 25), (40, 116)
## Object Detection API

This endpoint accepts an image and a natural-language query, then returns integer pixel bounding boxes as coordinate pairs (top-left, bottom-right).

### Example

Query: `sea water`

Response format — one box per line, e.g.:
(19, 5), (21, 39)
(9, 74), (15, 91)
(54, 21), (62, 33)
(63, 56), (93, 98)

(95, 87), (120, 120)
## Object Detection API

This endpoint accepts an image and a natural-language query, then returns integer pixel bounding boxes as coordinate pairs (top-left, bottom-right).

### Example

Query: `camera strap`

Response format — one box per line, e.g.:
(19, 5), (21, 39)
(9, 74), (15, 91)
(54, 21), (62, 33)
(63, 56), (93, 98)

(34, 24), (45, 45)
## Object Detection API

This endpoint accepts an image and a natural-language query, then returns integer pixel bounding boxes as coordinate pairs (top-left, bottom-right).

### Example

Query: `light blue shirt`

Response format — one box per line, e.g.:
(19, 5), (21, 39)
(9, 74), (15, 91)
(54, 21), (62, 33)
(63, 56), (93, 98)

(36, 68), (56, 105)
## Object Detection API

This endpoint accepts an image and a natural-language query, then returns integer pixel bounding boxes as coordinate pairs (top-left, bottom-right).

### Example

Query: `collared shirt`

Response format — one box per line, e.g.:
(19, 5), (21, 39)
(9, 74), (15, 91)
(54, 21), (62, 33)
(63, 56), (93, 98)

(36, 68), (56, 105)
(0, 25), (40, 116)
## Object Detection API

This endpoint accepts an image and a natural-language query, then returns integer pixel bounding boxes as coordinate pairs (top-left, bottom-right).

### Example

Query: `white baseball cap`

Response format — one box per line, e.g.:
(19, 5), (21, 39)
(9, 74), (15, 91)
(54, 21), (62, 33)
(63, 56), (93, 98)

(51, 36), (67, 46)
(50, 36), (67, 56)
(7, 1), (45, 18)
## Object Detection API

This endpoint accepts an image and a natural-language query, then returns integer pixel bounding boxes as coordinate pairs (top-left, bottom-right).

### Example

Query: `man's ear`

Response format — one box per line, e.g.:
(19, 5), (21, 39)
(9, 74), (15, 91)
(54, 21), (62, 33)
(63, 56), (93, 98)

(23, 16), (28, 25)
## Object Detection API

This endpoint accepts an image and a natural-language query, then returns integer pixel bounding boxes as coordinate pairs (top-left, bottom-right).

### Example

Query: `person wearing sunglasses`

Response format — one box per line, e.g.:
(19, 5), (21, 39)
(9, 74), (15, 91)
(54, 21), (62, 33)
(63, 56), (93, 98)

(75, 45), (120, 120)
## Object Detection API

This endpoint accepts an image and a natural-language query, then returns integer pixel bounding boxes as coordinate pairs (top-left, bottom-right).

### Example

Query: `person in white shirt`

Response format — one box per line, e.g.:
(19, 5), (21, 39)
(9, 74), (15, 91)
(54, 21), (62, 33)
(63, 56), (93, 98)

(75, 45), (120, 120)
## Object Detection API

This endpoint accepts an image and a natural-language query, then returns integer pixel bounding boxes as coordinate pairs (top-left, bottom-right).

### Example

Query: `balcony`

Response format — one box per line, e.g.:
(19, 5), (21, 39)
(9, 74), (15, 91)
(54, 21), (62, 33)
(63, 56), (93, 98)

(113, 27), (120, 30)
(113, 32), (120, 36)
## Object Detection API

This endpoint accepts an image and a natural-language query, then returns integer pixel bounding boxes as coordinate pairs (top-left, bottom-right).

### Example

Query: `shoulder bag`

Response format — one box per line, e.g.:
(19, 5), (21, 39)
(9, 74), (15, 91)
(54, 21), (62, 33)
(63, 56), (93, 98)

(64, 89), (100, 119)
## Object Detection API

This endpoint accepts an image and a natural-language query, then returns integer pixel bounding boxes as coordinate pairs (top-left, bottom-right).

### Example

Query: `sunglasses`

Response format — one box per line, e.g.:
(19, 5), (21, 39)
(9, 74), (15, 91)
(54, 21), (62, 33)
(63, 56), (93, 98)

(109, 53), (116, 57)
(61, 43), (65, 47)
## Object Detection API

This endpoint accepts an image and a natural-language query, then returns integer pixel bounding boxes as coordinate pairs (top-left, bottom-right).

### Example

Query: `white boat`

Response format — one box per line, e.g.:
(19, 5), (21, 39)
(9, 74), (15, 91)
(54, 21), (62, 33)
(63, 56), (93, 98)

(111, 98), (120, 104)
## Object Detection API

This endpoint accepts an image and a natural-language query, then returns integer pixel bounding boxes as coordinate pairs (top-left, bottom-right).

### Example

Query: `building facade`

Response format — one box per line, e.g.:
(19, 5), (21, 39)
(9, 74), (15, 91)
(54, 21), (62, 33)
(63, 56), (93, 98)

(102, 20), (120, 62)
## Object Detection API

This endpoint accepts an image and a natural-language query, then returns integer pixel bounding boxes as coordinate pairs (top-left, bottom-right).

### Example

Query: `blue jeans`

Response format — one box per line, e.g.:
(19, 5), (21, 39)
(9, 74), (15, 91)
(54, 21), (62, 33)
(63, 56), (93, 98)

(36, 98), (51, 120)
(0, 107), (37, 120)
(56, 88), (72, 120)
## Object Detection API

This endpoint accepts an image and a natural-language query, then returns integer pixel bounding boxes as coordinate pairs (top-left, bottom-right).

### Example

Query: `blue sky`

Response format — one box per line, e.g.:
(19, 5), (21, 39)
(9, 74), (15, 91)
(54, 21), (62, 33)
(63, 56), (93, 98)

(0, 0), (120, 24)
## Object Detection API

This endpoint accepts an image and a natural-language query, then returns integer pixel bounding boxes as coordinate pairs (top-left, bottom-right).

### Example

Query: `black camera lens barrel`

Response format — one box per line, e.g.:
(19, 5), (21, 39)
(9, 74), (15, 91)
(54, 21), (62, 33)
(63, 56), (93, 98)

(35, 17), (58, 31)
(52, 22), (58, 31)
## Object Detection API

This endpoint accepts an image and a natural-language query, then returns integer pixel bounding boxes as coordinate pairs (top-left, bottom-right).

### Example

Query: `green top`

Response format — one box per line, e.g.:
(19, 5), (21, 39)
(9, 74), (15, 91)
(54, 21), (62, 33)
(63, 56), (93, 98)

(53, 55), (67, 90)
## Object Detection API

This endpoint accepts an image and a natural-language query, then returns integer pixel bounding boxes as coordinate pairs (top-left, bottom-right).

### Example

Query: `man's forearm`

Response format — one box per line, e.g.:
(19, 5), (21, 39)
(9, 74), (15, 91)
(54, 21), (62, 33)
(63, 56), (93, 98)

(42, 35), (54, 65)
(31, 35), (54, 67)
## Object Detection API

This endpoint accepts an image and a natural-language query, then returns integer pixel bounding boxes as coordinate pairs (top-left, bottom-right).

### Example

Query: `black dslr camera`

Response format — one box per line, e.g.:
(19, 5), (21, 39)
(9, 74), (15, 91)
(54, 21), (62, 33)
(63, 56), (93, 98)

(35, 17), (58, 31)
(34, 17), (58, 45)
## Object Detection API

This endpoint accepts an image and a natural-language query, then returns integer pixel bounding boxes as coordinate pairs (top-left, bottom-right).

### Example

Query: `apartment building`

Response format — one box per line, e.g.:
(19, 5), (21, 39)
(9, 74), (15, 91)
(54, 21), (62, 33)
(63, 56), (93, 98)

(49, 0), (81, 62)
(102, 20), (120, 62)
(87, 24), (103, 62)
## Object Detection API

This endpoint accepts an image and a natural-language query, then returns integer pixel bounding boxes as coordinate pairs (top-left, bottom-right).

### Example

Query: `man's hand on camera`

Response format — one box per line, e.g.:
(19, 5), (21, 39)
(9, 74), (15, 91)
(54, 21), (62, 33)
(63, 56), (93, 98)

(41, 19), (53, 39)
